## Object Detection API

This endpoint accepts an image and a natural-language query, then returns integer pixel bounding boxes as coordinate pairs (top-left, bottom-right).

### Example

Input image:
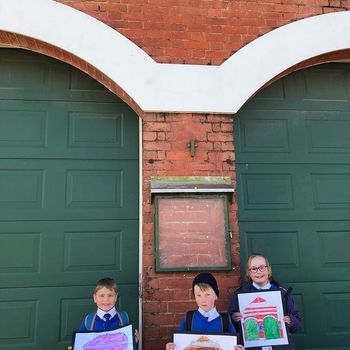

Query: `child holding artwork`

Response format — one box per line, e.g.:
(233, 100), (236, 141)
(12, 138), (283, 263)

(166, 272), (244, 350)
(78, 277), (139, 345)
(228, 253), (301, 349)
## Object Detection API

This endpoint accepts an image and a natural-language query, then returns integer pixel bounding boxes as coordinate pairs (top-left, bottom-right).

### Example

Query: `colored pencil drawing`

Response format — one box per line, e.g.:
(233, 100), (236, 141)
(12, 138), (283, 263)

(173, 333), (237, 350)
(237, 291), (289, 348)
(72, 324), (134, 350)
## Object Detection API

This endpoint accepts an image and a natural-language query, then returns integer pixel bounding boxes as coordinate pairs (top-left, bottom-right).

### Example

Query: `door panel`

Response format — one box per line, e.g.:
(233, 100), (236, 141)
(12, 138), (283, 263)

(0, 49), (139, 350)
(235, 63), (350, 350)
(0, 159), (138, 220)
(0, 101), (138, 159)
(239, 220), (350, 282)
(237, 163), (350, 221)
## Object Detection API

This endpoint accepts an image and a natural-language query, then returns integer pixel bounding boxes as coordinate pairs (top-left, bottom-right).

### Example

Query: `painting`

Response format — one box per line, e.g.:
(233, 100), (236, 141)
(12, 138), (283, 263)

(237, 290), (289, 348)
(72, 324), (134, 350)
(173, 332), (237, 350)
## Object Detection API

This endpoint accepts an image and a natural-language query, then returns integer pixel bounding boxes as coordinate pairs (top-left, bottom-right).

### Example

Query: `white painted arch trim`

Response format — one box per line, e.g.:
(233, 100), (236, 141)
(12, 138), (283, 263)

(1, 0), (350, 114)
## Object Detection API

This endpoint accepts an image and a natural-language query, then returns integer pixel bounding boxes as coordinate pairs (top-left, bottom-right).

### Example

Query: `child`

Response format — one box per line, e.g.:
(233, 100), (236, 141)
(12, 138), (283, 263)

(166, 272), (244, 350)
(228, 253), (301, 349)
(79, 277), (130, 331)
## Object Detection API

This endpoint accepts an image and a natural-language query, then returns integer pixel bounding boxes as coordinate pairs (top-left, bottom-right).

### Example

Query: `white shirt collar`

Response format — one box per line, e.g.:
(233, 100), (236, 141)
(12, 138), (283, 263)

(97, 307), (116, 320)
(253, 282), (272, 290)
(198, 306), (220, 322)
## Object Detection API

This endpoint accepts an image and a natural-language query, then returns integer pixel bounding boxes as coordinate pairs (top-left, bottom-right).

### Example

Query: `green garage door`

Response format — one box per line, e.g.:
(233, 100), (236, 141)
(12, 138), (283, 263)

(0, 49), (139, 349)
(235, 63), (350, 350)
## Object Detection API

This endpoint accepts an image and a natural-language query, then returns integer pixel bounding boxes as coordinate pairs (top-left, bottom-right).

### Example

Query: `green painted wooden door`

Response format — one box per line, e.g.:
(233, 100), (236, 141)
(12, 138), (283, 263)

(235, 63), (350, 350)
(0, 49), (139, 349)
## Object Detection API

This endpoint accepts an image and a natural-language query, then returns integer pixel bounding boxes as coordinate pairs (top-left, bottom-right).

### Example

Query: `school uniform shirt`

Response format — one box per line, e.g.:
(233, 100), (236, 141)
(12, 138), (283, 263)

(179, 307), (236, 334)
(79, 307), (128, 331)
(252, 281), (272, 290)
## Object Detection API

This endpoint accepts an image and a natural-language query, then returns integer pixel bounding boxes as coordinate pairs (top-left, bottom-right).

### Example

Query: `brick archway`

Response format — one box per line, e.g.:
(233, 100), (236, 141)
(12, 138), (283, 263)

(0, 31), (144, 116)
(1, 1), (350, 114)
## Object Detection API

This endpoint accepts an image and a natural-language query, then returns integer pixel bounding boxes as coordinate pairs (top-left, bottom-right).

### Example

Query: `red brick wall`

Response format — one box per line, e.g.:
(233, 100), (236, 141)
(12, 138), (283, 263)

(142, 113), (240, 349)
(58, 0), (349, 65)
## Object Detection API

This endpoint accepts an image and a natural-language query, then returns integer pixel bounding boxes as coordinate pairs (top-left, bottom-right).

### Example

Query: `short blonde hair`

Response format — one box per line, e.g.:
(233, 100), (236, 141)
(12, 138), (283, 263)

(245, 253), (272, 282)
(94, 277), (118, 294)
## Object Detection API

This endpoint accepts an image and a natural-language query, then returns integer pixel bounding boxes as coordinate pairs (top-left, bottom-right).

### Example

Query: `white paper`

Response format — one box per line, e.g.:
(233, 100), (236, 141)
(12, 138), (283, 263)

(73, 324), (134, 350)
(173, 332), (237, 350)
(237, 290), (289, 348)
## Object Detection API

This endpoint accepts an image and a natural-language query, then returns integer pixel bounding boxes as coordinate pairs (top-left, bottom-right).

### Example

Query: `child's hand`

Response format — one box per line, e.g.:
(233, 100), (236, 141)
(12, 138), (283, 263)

(283, 315), (292, 326)
(234, 345), (244, 350)
(166, 342), (175, 350)
(134, 329), (139, 343)
(232, 312), (242, 322)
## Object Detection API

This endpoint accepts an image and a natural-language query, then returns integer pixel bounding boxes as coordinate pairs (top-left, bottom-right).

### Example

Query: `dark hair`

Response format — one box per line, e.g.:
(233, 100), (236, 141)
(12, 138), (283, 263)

(94, 277), (118, 294)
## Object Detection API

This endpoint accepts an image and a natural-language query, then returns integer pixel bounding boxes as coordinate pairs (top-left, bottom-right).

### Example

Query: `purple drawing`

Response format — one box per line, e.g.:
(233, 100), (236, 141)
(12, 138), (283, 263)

(83, 332), (129, 350)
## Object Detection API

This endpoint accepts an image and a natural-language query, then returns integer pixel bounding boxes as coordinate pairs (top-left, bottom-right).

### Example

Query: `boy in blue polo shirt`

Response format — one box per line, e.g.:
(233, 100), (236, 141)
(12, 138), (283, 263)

(166, 273), (244, 350)
(79, 277), (132, 332)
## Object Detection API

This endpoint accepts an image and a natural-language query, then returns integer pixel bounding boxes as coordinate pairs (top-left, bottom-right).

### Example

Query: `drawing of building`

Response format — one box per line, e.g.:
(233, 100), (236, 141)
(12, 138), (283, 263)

(243, 296), (284, 341)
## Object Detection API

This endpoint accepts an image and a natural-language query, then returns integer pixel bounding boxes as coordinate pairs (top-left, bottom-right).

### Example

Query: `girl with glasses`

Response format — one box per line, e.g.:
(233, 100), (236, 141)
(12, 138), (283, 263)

(228, 253), (301, 349)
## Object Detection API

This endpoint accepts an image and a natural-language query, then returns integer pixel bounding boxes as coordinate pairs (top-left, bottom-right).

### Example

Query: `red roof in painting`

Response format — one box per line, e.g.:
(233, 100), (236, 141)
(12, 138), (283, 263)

(251, 297), (267, 304)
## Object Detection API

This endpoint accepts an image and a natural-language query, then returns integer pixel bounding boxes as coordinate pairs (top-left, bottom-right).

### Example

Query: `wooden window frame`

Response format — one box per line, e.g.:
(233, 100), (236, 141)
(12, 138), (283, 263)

(154, 194), (232, 272)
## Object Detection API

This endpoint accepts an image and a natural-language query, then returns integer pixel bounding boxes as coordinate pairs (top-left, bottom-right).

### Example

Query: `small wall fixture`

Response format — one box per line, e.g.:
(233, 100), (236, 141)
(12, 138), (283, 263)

(187, 139), (197, 157)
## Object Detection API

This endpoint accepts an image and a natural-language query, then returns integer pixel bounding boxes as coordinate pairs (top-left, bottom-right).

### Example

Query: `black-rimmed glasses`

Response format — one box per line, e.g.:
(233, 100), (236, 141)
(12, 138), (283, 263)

(249, 265), (267, 273)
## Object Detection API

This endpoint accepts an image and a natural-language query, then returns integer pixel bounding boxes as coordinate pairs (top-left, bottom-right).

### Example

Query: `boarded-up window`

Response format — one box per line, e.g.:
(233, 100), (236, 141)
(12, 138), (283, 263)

(154, 195), (232, 271)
